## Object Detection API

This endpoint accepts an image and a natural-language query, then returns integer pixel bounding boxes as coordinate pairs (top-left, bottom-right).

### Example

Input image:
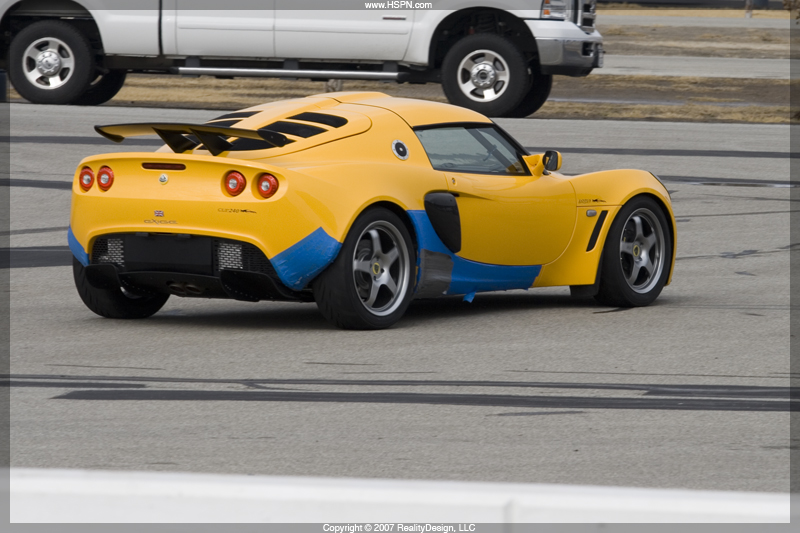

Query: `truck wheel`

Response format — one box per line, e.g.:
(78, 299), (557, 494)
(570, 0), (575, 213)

(73, 69), (127, 106)
(8, 20), (95, 105)
(441, 33), (531, 117)
(506, 71), (553, 118)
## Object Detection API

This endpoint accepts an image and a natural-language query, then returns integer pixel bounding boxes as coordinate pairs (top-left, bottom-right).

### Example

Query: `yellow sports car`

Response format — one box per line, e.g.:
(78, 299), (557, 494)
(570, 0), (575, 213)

(69, 92), (675, 329)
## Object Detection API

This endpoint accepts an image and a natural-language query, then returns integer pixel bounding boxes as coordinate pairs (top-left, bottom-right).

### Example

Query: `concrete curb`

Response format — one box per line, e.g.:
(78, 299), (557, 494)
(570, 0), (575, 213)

(8, 468), (791, 523)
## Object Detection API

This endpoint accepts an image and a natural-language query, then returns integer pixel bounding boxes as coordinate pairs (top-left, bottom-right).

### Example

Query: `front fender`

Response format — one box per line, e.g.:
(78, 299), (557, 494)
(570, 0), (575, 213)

(567, 169), (671, 209)
(567, 169), (676, 286)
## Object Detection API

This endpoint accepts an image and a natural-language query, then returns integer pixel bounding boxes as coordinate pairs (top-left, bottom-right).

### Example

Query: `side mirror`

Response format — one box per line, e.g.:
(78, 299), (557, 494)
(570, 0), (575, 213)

(543, 150), (562, 172)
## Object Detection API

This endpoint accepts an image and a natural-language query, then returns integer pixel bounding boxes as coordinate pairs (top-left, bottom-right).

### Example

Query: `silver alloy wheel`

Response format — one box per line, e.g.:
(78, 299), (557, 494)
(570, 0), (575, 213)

(456, 49), (510, 103)
(22, 36), (75, 90)
(619, 208), (666, 294)
(352, 221), (411, 317)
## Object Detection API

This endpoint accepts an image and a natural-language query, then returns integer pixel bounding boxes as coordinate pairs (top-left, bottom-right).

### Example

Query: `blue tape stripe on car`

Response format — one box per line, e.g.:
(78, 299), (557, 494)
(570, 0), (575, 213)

(67, 227), (89, 266)
(271, 227), (342, 291)
(407, 210), (541, 296)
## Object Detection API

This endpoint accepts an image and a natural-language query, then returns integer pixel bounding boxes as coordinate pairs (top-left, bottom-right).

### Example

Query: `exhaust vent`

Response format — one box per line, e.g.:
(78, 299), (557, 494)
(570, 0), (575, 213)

(92, 237), (124, 266)
(217, 242), (244, 270)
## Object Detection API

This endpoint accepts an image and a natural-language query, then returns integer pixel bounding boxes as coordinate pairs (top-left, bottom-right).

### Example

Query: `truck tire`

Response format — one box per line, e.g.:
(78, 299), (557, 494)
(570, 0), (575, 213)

(441, 33), (531, 118)
(507, 71), (553, 118)
(73, 69), (127, 106)
(8, 20), (95, 105)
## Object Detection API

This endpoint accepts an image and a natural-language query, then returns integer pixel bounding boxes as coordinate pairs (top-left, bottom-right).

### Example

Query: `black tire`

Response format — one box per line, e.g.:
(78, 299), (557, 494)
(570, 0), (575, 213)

(595, 196), (672, 307)
(72, 69), (127, 106)
(313, 208), (416, 330)
(441, 33), (531, 118)
(8, 20), (95, 105)
(506, 70), (553, 118)
(73, 258), (169, 319)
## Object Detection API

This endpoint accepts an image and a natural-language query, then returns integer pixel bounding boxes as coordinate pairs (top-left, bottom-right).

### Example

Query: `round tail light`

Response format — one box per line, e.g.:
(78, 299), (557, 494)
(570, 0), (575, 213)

(224, 171), (246, 196)
(79, 166), (94, 191)
(257, 174), (279, 199)
(97, 166), (114, 191)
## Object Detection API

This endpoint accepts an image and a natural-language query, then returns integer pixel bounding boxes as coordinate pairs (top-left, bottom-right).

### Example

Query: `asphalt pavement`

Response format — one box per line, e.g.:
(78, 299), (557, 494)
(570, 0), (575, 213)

(599, 14), (790, 29)
(5, 103), (792, 492)
(599, 55), (792, 79)
(597, 13), (792, 79)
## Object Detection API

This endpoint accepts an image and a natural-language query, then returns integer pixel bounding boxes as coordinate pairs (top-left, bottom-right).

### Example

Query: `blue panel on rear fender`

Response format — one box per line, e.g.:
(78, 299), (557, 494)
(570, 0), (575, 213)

(407, 210), (541, 296)
(67, 227), (89, 266)
(271, 227), (342, 291)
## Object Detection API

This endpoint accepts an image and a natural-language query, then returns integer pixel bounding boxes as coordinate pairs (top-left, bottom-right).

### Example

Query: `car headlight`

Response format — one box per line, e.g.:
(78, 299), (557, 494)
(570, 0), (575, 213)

(541, 0), (574, 21)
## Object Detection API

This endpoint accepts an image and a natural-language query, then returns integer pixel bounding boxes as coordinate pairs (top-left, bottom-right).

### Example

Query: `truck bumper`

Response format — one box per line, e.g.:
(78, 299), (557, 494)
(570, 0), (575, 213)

(524, 20), (603, 77)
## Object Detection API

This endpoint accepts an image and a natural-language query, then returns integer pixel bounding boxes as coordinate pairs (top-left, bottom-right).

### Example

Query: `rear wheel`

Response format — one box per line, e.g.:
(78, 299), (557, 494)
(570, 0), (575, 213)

(73, 258), (169, 319)
(8, 20), (95, 105)
(72, 69), (127, 106)
(595, 197), (672, 307)
(313, 208), (415, 329)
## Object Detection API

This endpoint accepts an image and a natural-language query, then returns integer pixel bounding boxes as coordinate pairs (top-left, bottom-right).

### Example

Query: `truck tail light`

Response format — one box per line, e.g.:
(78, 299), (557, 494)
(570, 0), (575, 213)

(224, 171), (246, 196)
(97, 166), (114, 191)
(79, 167), (94, 191)
(256, 174), (279, 199)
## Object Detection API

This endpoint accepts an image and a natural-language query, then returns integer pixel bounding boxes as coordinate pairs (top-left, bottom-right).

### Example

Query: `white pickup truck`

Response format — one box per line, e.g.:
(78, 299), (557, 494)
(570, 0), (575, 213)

(0, 0), (603, 117)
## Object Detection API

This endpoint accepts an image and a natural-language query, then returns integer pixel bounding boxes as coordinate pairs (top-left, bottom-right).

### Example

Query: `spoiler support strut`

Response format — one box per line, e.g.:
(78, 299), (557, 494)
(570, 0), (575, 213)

(95, 123), (292, 156)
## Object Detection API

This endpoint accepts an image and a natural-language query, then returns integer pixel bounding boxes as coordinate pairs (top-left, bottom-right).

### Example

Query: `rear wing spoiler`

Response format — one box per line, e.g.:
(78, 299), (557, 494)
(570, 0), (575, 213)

(95, 123), (292, 156)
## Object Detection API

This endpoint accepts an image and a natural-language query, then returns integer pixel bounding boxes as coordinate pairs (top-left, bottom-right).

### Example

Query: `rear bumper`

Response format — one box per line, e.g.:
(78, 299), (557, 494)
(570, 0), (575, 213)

(69, 152), (346, 291)
(70, 229), (340, 298)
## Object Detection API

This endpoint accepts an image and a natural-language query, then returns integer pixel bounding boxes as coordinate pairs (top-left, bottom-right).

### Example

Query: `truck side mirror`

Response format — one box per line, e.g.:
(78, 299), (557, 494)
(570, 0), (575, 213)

(543, 150), (562, 172)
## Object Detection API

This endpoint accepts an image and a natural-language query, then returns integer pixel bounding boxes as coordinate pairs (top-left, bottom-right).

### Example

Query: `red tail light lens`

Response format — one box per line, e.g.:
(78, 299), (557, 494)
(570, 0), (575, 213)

(224, 171), (246, 196)
(79, 167), (94, 191)
(256, 174), (279, 199)
(97, 166), (114, 191)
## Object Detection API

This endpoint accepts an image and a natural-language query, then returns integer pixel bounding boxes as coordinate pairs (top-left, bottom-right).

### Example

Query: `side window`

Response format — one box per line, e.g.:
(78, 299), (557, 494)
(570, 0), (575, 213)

(415, 125), (527, 175)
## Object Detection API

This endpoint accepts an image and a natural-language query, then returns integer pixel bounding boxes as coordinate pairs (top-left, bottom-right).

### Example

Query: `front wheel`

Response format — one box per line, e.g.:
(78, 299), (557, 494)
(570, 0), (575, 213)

(595, 197), (672, 307)
(73, 258), (169, 319)
(313, 208), (415, 330)
(441, 33), (531, 117)
(506, 71), (553, 118)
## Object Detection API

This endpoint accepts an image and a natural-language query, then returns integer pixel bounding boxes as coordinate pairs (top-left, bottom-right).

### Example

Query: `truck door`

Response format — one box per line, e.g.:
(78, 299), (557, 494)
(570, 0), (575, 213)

(274, 4), (413, 61)
(170, 0), (276, 58)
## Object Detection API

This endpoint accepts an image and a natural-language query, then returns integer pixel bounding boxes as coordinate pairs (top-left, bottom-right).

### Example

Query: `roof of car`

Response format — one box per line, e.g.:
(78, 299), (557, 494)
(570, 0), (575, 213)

(315, 92), (492, 127)
(235, 92), (491, 130)
(138, 93), (492, 157)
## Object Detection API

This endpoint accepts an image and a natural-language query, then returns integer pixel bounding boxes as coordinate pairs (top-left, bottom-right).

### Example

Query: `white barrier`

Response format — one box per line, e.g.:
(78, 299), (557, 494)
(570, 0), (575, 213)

(8, 468), (791, 523)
